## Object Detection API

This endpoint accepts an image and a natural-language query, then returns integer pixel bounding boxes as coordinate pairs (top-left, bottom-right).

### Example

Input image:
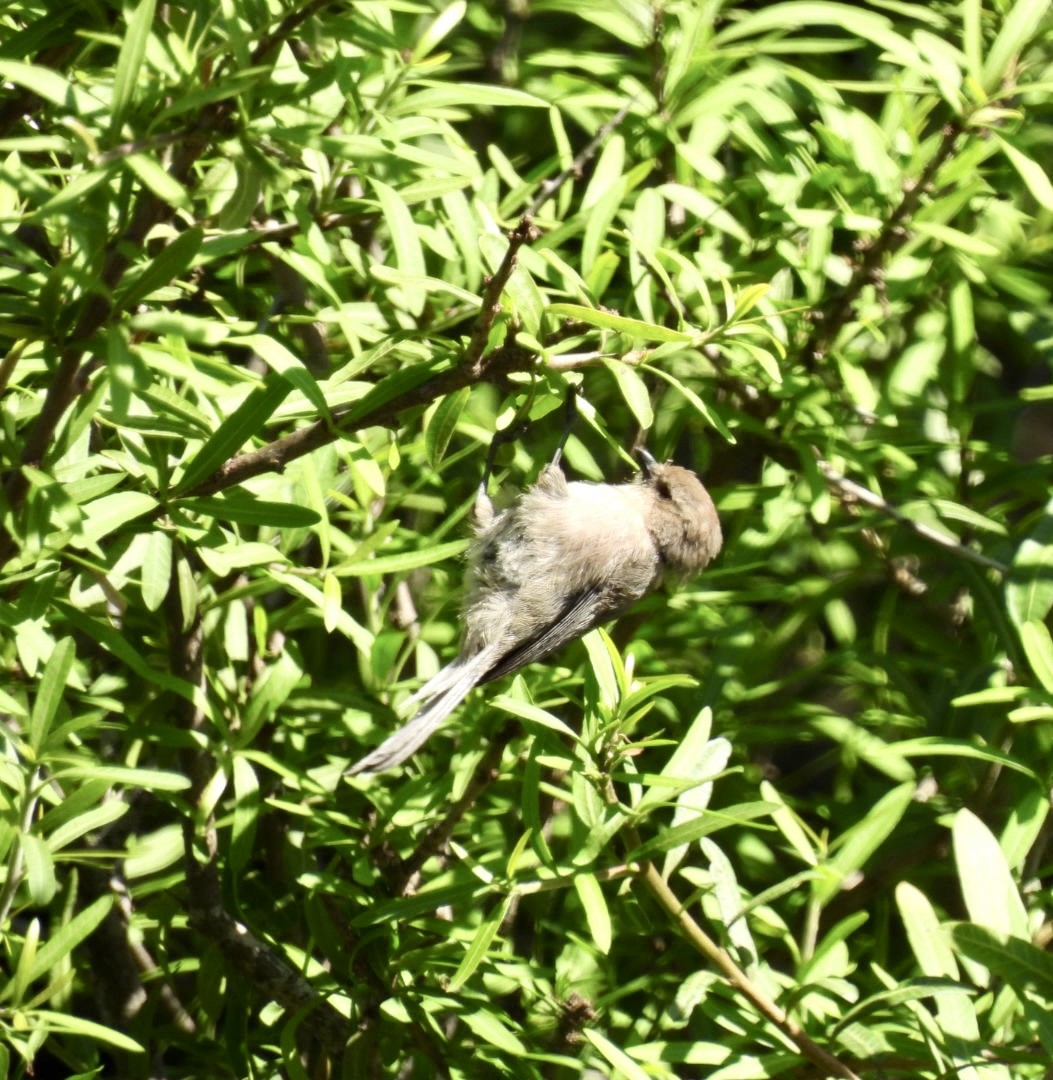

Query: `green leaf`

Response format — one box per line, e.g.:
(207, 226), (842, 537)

(55, 602), (204, 706)
(913, 221), (1000, 257)
(995, 135), (1053, 212)
(46, 800), (128, 852)
(664, 738), (734, 878)
(141, 529), (172, 611)
(982, 0), (1049, 89)
(47, 762), (191, 791)
(175, 375), (292, 494)
(816, 782), (914, 905)
(110, 0), (158, 130)
(425, 387), (471, 467)
(115, 226), (203, 313)
(130, 309), (238, 344)
(337, 538), (469, 576)
(268, 571), (373, 652)
(29, 636), (75, 754)
(491, 695), (576, 738)
(897, 881), (958, 979)
(394, 82), (547, 111)
(241, 651), (304, 745)
(583, 1029), (651, 1080)
(833, 977), (976, 1037)
(952, 924), (1053, 999)
(761, 780), (819, 868)
(27, 896), (114, 985)
(1006, 499), (1053, 625)
(627, 801), (777, 861)
(372, 179), (426, 315)
(77, 491), (157, 547)
(548, 303), (693, 342)
(603, 358), (653, 428)
(230, 754), (260, 874)
(449, 892), (514, 992)
(177, 493), (321, 528)
(810, 714), (915, 783)
(953, 808), (1029, 939)
(459, 1006), (527, 1056)
(574, 872), (612, 954)
(322, 571), (342, 634)
(369, 264), (480, 305)
(33, 165), (118, 218)
(411, 0), (467, 62)
(227, 333), (331, 418)
(1000, 785), (1049, 871)
(1020, 619), (1053, 694)
(635, 706), (714, 812)
(6, 916), (39, 1008)
(123, 153), (191, 211)
(895, 881), (995, 1069)
(657, 183), (749, 243)
(22, 833), (57, 905)
(642, 363), (735, 442)
(339, 354), (452, 428)
(0, 60), (96, 114)
(891, 737), (1039, 780)
(25, 1011), (144, 1053)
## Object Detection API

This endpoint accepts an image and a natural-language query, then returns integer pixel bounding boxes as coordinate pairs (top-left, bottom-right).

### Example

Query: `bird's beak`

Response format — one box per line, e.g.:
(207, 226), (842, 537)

(634, 447), (657, 477)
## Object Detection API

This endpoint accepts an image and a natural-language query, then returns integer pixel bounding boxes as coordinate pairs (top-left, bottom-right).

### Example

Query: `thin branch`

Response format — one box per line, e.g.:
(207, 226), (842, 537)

(526, 95), (639, 218)
(463, 217), (541, 367)
(185, 213), (541, 498)
(249, 0), (335, 66)
(593, 757), (860, 1080)
(635, 859), (863, 1080)
(818, 459), (1008, 574)
(810, 120), (963, 359)
(185, 341), (534, 496)
(185, 860), (351, 1052)
(185, 95), (641, 497)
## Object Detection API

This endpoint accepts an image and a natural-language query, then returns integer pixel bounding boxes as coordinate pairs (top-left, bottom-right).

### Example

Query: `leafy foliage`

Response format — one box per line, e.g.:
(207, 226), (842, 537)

(0, 0), (1052, 1077)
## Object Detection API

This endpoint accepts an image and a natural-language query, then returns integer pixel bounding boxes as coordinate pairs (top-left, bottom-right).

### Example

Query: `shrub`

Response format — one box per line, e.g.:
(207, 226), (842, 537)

(1, 1), (1051, 1077)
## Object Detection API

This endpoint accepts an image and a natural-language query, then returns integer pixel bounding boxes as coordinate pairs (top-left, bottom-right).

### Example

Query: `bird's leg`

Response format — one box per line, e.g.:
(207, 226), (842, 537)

(476, 415), (530, 528)
(533, 387), (578, 495)
(479, 386), (578, 518)
(634, 445), (657, 476)
(549, 385), (578, 469)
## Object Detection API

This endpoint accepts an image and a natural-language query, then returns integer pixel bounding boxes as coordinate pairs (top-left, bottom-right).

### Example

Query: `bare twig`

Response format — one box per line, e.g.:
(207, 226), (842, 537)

(249, 0), (334, 66)
(818, 459), (1008, 574)
(463, 218), (540, 368)
(185, 860), (351, 1052)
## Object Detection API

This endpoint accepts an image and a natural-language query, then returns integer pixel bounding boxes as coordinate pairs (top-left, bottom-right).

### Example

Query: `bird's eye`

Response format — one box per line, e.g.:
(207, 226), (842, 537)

(655, 480), (671, 499)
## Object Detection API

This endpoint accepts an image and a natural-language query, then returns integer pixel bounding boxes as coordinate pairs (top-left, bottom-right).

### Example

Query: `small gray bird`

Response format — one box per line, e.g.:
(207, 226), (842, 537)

(348, 449), (722, 775)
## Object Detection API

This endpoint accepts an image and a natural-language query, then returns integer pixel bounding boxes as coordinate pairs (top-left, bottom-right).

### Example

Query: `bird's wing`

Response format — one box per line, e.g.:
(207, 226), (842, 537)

(479, 586), (604, 685)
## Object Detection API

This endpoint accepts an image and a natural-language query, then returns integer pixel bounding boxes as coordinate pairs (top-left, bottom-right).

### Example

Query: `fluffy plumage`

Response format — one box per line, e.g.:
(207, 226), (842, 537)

(347, 454), (721, 776)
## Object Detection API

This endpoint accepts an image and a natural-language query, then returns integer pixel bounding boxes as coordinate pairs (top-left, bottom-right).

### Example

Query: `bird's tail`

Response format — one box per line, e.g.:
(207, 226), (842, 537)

(347, 648), (498, 776)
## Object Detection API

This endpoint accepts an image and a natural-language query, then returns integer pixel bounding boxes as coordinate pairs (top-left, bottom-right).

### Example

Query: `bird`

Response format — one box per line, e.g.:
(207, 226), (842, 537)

(347, 447), (722, 775)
